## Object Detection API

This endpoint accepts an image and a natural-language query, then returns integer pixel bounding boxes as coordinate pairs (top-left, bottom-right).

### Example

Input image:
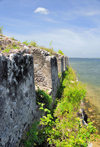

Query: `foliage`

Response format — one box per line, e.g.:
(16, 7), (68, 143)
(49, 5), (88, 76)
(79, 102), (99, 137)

(39, 46), (56, 55)
(22, 40), (37, 47)
(58, 72), (62, 79)
(2, 48), (10, 53)
(36, 88), (52, 109)
(0, 26), (3, 34)
(12, 42), (20, 49)
(24, 67), (98, 147)
(23, 121), (45, 147)
(29, 41), (37, 47)
(12, 45), (20, 49)
(58, 49), (64, 55)
(39, 67), (98, 147)
(23, 40), (29, 46)
(10, 37), (16, 40)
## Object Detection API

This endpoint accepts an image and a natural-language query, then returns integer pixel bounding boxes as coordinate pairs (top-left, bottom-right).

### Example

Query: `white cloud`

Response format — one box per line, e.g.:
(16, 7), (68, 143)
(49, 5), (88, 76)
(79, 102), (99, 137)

(5, 27), (100, 58)
(43, 18), (59, 23)
(81, 10), (100, 16)
(34, 7), (49, 15)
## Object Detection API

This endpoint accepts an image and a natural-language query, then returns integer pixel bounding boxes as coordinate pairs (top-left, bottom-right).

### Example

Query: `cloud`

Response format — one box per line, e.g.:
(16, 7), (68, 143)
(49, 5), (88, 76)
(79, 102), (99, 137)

(43, 18), (59, 23)
(80, 10), (100, 16)
(5, 27), (100, 58)
(34, 7), (49, 15)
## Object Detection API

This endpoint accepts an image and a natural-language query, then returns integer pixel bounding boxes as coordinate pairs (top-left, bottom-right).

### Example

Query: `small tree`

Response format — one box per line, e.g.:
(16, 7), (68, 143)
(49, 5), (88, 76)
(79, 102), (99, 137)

(0, 26), (3, 34)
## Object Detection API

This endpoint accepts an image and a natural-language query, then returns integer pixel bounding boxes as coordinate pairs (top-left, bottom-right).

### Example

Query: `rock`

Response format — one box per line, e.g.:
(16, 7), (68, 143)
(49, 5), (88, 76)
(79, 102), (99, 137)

(0, 52), (36, 146)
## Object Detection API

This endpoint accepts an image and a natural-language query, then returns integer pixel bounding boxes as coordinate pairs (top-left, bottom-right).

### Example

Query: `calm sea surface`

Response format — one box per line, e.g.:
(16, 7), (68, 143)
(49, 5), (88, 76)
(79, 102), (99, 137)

(69, 58), (100, 116)
(70, 58), (100, 147)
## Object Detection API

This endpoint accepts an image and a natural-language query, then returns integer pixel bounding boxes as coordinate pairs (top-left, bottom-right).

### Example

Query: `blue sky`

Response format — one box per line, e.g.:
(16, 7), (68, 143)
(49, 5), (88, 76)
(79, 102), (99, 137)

(0, 0), (100, 57)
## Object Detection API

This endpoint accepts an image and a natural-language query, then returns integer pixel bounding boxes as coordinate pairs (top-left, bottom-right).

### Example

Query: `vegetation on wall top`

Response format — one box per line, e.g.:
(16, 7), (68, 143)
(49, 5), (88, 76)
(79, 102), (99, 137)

(0, 26), (3, 34)
(58, 49), (64, 55)
(22, 67), (99, 147)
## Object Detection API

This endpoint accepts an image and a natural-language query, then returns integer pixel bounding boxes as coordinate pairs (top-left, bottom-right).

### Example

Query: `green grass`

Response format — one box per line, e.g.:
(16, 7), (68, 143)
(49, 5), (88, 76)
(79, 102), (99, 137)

(39, 46), (56, 55)
(12, 44), (20, 49)
(22, 40), (37, 47)
(22, 67), (98, 147)
(2, 48), (10, 53)
(39, 68), (98, 147)
(10, 37), (16, 41)
(22, 40), (29, 46)
(58, 49), (64, 55)
(0, 26), (3, 34)
(29, 41), (37, 47)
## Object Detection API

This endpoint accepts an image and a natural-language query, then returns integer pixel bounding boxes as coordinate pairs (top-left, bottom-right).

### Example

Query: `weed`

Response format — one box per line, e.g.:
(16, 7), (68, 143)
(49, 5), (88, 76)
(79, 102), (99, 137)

(29, 41), (37, 47)
(36, 89), (52, 109)
(10, 37), (16, 40)
(39, 46), (56, 55)
(23, 121), (45, 147)
(23, 40), (29, 46)
(58, 49), (64, 55)
(24, 67), (98, 147)
(0, 26), (3, 34)
(2, 48), (10, 53)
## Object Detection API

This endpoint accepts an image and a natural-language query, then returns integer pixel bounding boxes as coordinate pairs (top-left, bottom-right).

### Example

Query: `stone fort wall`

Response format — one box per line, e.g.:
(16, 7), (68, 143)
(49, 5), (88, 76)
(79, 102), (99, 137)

(0, 36), (69, 146)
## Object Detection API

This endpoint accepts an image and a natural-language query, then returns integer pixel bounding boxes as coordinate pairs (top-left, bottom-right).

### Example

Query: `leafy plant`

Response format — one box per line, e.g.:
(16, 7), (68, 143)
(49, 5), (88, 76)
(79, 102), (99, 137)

(23, 40), (29, 46)
(29, 41), (37, 47)
(10, 37), (16, 40)
(23, 67), (98, 147)
(39, 46), (56, 55)
(36, 89), (52, 109)
(58, 49), (64, 55)
(2, 48), (10, 53)
(58, 72), (62, 79)
(23, 121), (45, 147)
(12, 44), (20, 49)
(0, 26), (3, 34)
(39, 67), (98, 147)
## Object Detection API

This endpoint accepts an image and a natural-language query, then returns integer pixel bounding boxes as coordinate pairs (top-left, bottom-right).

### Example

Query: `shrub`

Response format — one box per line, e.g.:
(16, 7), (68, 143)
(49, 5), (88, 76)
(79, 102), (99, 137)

(10, 37), (16, 40)
(2, 48), (10, 53)
(36, 89), (52, 109)
(0, 26), (3, 34)
(23, 40), (37, 47)
(23, 40), (29, 46)
(58, 49), (64, 55)
(22, 121), (45, 147)
(39, 46), (56, 55)
(40, 67), (97, 147)
(23, 67), (98, 147)
(29, 41), (37, 47)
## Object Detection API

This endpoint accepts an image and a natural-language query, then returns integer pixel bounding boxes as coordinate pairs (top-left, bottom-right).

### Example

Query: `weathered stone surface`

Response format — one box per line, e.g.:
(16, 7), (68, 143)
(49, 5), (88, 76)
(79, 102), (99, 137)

(0, 52), (36, 146)
(24, 47), (59, 100)
(64, 56), (69, 71)
(0, 35), (70, 146)
(54, 54), (64, 75)
(51, 56), (59, 100)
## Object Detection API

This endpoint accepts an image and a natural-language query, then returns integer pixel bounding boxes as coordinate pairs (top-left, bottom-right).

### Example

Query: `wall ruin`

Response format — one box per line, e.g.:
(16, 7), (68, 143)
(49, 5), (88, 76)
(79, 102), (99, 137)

(0, 51), (36, 146)
(0, 35), (69, 146)
(25, 47), (59, 100)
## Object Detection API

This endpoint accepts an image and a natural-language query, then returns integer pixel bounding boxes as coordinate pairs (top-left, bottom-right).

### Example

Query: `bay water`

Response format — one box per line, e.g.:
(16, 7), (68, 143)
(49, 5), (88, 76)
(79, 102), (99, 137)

(69, 58), (100, 132)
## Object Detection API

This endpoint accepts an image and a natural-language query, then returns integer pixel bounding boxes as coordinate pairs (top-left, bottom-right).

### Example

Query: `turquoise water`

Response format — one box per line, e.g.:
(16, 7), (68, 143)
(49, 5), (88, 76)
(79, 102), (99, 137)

(70, 58), (100, 132)
(69, 58), (100, 112)
(69, 58), (100, 87)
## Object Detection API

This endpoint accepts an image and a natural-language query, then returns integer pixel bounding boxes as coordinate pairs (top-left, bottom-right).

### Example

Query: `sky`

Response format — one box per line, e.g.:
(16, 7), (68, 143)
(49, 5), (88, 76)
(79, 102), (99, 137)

(0, 0), (100, 58)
